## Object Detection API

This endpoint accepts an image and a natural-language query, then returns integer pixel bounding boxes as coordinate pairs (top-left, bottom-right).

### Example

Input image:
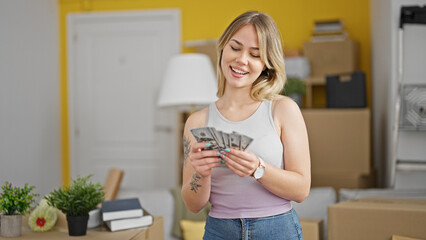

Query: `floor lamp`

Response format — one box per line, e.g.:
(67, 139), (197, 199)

(157, 53), (218, 184)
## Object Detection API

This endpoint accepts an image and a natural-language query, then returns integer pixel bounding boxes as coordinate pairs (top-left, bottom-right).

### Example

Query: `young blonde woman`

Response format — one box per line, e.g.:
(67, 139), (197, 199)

(182, 11), (311, 240)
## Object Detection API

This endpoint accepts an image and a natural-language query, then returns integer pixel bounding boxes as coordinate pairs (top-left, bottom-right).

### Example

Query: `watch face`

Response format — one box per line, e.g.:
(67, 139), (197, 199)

(254, 166), (265, 179)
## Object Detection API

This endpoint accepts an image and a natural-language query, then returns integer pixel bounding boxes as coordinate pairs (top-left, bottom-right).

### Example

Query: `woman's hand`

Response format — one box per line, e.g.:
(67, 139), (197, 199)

(223, 148), (260, 177)
(189, 142), (222, 178)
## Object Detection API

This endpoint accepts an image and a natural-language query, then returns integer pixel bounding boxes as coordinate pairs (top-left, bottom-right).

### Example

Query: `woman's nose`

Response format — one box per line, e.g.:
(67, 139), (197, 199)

(235, 51), (248, 65)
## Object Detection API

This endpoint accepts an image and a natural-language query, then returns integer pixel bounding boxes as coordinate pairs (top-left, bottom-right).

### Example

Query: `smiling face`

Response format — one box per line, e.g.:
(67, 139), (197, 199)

(220, 24), (266, 91)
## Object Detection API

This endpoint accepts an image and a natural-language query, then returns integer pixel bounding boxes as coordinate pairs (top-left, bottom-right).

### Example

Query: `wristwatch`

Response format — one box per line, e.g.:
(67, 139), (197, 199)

(252, 157), (266, 180)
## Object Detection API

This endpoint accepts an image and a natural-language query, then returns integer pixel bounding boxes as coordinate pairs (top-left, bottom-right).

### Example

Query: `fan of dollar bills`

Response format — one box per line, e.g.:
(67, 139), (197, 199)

(190, 127), (253, 151)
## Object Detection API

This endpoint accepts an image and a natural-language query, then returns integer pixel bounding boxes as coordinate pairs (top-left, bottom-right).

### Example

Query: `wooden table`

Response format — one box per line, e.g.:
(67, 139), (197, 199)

(3, 216), (163, 240)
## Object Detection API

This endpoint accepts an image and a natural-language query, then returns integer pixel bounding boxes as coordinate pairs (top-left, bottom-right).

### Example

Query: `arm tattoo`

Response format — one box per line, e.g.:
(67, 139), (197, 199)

(190, 172), (201, 193)
(183, 136), (191, 166)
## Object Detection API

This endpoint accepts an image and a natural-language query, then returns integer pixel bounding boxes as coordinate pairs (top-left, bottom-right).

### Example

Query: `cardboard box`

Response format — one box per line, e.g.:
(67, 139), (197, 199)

(103, 168), (124, 201)
(311, 170), (376, 193)
(300, 218), (323, 240)
(302, 108), (371, 174)
(328, 198), (426, 240)
(303, 38), (359, 79)
(284, 49), (302, 58)
(193, 42), (217, 71)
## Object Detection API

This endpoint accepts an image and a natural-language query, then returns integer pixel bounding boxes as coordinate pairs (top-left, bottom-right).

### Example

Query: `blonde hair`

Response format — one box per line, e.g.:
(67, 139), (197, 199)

(216, 11), (286, 101)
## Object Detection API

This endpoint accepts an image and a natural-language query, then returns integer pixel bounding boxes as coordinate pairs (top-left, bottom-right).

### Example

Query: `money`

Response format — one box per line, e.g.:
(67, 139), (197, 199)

(215, 130), (226, 149)
(190, 127), (220, 150)
(238, 131), (252, 150)
(190, 127), (254, 167)
(230, 132), (240, 150)
(222, 132), (231, 149)
(190, 127), (253, 151)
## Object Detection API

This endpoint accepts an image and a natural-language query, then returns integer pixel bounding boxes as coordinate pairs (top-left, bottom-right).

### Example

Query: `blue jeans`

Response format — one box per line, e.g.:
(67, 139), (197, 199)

(203, 209), (303, 240)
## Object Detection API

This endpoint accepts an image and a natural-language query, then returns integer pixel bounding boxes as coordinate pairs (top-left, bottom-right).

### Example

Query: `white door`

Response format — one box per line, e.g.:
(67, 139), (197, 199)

(67, 10), (180, 190)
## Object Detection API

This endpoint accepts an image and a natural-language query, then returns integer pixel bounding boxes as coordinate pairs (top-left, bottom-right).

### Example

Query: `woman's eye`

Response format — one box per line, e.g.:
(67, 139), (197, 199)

(230, 46), (239, 51)
(250, 54), (260, 58)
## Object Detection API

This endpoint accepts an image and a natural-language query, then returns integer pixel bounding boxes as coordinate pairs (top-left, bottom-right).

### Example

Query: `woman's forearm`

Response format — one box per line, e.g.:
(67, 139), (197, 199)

(181, 173), (212, 213)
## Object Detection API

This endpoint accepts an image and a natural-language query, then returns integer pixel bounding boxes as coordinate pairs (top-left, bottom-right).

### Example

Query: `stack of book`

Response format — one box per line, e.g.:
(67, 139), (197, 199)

(101, 198), (153, 232)
(311, 19), (347, 42)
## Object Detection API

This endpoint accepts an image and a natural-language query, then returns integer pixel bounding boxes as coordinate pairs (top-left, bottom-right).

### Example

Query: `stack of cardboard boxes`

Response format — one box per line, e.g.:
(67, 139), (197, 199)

(302, 22), (375, 193)
(302, 21), (426, 240)
(303, 38), (359, 108)
(303, 20), (359, 108)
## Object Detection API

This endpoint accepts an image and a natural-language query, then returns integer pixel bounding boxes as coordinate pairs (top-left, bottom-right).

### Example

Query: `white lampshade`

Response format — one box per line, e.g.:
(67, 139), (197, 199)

(157, 53), (218, 108)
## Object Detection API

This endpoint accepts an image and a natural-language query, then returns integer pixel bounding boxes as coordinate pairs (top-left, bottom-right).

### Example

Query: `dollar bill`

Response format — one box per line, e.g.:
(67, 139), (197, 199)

(190, 127), (253, 151)
(232, 131), (253, 150)
(215, 130), (226, 149)
(208, 127), (225, 149)
(222, 132), (230, 149)
(190, 127), (219, 150)
(240, 134), (253, 150)
(230, 132), (240, 150)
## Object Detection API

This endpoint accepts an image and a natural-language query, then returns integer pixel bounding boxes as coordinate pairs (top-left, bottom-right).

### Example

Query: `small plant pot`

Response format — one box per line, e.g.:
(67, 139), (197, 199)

(0, 215), (22, 238)
(87, 208), (101, 228)
(66, 215), (89, 236)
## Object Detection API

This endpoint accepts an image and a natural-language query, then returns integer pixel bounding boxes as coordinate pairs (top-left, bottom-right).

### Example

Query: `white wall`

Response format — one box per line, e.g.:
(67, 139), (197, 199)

(0, 0), (61, 196)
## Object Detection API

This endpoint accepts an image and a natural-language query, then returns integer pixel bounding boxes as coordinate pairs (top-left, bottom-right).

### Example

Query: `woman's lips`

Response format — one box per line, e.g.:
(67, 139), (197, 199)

(230, 66), (248, 78)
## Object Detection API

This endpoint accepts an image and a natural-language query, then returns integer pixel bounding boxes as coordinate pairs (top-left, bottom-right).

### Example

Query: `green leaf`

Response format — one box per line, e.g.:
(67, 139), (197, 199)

(44, 175), (105, 216)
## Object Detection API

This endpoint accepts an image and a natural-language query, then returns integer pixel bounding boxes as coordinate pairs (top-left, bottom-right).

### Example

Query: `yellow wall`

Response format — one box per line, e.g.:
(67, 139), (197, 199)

(59, 0), (370, 185)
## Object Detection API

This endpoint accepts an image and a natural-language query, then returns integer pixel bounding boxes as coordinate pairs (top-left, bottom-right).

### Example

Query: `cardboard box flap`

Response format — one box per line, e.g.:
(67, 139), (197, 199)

(341, 198), (426, 211)
(356, 197), (426, 206)
(331, 198), (426, 214)
(392, 235), (425, 240)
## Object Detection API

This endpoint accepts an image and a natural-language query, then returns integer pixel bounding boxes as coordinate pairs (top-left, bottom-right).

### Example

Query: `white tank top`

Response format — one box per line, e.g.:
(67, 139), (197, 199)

(207, 100), (292, 218)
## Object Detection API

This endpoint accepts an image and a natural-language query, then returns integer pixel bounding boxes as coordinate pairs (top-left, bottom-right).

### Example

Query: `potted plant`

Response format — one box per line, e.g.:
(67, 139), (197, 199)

(0, 181), (38, 237)
(44, 175), (105, 236)
(280, 78), (306, 107)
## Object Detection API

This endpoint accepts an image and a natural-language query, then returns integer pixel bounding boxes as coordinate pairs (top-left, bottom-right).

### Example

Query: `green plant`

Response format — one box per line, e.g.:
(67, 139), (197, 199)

(0, 182), (39, 215)
(281, 78), (306, 95)
(44, 175), (105, 217)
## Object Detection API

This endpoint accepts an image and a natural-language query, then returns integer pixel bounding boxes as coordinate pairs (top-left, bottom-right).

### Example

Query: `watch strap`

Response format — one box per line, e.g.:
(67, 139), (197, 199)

(251, 156), (265, 179)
